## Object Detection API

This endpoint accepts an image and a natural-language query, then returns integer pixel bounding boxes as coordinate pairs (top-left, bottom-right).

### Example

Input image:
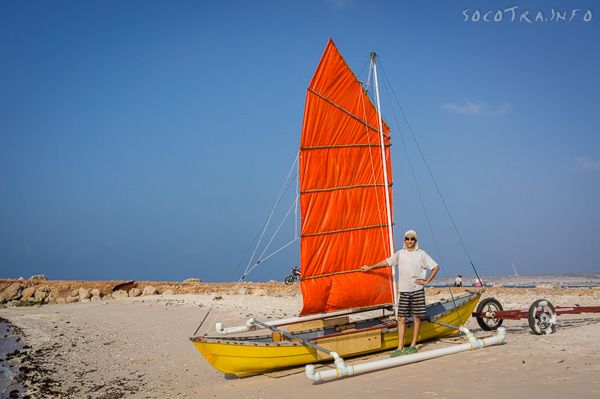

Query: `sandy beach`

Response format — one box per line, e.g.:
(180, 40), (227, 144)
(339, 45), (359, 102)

(1, 280), (599, 398)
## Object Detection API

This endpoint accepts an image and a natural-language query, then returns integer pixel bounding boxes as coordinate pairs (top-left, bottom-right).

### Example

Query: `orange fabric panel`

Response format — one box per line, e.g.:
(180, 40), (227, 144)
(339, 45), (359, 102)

(299, 147), (393, 192)
(301, 228), (389, 276)
(299, 39), (395, 315)
(301, 269), (392, 315)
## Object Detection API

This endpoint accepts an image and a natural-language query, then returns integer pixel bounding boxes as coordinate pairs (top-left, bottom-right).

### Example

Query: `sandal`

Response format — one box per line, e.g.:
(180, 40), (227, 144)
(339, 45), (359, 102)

(405, 346), (418, 354)
(389, 348), (406, 357)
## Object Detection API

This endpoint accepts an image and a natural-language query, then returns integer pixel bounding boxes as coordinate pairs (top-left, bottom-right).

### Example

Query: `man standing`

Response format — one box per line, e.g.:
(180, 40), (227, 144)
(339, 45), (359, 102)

(454, 274), (463, 287)
(361, 230), (439, 356)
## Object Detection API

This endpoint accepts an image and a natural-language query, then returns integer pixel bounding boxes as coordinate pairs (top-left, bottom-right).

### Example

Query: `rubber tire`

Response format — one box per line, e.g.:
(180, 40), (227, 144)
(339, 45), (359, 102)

(284, 275), (294, 285)
(475, 297), (504, 331)
(528, 299), (557, 335)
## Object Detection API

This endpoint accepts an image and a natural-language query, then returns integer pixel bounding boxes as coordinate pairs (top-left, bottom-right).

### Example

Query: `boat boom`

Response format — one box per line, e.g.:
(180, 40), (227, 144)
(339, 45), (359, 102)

(214, 304), (390, 335)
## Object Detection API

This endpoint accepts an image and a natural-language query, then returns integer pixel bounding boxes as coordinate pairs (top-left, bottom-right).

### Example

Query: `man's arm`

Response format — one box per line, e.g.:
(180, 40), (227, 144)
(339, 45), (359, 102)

(416, 266), (439, 286)
(360, 259), (390, 272)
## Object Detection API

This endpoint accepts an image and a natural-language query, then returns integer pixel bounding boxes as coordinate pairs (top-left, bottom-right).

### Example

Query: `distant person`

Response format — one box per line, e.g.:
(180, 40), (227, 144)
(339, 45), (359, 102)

(361, 229), (439, 357)
(454, 274), (463, 287)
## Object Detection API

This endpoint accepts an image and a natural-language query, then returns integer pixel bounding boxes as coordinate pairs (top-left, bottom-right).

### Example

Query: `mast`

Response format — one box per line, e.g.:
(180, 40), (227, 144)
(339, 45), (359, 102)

(370, 52), (398, 313)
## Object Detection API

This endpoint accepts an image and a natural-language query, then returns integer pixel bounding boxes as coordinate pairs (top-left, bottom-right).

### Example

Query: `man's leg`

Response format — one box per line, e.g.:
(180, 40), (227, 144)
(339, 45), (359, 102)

(396, 291), (410, 349)
(411, 316), (421, 347)
(397, 316), (406, 349)
(410, 289), (427, 348)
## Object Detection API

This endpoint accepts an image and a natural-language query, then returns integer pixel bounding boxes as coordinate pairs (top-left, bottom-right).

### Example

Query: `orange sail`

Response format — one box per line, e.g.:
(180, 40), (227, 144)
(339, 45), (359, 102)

(299, 39), (395, 315)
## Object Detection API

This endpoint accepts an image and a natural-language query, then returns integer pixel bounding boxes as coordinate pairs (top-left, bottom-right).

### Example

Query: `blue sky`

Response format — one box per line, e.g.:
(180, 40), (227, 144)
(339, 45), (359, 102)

(1, 1), (598, 282)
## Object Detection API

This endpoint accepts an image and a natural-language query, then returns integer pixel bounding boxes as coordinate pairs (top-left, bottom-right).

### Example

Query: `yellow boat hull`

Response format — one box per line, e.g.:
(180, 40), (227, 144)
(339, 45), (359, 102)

(192, 292), (480, 376)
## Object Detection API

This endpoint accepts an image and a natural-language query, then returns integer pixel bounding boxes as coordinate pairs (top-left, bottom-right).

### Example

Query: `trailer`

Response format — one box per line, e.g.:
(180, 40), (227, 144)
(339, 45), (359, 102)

(472, 297), (600, 335)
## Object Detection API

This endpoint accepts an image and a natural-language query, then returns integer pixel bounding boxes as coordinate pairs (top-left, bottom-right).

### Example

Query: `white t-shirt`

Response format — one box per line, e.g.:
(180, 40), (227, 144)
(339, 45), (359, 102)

(387, 249), (438, 292)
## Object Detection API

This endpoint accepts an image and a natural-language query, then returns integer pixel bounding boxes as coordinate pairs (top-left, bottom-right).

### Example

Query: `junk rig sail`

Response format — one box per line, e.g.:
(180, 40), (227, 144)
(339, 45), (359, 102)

(299, 39), (395, 315)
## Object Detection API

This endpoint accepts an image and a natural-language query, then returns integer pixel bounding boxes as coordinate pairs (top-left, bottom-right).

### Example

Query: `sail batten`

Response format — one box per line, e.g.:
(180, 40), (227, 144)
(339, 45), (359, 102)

(301, 183), (392, 194)
(306, 88), (386, 135)
(301, 223), (392, 238)
(299, 39), (395, 315)
(301, 143), (390, 150)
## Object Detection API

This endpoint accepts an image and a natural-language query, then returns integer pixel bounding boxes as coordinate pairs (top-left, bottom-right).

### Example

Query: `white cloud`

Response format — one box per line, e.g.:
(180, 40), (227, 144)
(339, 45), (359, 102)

(441, 100), (512, 116)
(576, 156), (600, 171)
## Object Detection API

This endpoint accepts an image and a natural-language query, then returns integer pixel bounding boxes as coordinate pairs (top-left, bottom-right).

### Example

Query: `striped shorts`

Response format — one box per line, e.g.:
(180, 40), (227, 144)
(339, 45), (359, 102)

(397, 289), (427, 318)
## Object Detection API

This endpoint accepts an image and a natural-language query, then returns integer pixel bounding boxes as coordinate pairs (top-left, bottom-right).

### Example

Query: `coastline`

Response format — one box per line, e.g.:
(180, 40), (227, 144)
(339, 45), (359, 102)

(0, 317), (26, 399)
(0, 281), (599, 398)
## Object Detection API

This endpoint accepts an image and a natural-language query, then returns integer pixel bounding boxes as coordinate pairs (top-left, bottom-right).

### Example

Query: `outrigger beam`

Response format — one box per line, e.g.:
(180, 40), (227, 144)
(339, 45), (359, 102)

(252, 319), (349, 374)
(305, 326), (507, 383)
(251, 319), (332, 355)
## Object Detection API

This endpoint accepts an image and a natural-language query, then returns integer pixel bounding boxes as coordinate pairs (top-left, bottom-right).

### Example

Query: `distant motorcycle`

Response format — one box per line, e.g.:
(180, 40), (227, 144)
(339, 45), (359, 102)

(284, 267), (301, 285)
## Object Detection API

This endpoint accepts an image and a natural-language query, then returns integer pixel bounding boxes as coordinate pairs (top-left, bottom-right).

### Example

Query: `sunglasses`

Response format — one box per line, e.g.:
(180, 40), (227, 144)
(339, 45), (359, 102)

(404, 237), (416, 241)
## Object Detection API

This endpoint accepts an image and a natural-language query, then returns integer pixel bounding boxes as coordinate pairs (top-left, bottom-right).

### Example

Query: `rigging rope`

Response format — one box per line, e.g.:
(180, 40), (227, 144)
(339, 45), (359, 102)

(295, 150), (299, 239)
(379, 61), (484, 287)
(243, 153), (299, 277)
(243, 198), (299, 278)
(379, 62), (463, 323)
(194, 154), (300, 336)
(359, 64), (396, 312)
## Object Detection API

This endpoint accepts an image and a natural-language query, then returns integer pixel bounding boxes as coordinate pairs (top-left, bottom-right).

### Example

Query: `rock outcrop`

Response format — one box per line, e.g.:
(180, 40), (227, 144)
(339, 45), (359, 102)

(78, 288), (91, 300)
(112, 290), (129, 300)
(142, 286), (157, 296)
(21, 287), (36, 300)
(34, 287), (49, 302)
(1, 283), (23, 302)
(28, 274), (48, 281)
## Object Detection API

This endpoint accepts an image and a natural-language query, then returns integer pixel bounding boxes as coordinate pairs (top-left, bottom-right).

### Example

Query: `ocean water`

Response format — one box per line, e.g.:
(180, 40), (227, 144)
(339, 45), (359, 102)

(432, 273), (600, 288)
(430, 284), (597, 288)
(0, 319), (25, 398)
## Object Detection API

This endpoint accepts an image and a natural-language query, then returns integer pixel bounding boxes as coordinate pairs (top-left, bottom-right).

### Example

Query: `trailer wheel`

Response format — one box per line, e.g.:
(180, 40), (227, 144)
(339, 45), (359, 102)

(528, 299), (557, 335)
(475, 297), (504, 331)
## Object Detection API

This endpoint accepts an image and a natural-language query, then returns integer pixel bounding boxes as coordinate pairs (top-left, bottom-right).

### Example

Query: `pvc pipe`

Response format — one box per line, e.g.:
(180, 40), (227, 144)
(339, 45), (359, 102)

(305, 351), (348, 382)
(215, 318), (256, 334)
(305, 327), (506, 383)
